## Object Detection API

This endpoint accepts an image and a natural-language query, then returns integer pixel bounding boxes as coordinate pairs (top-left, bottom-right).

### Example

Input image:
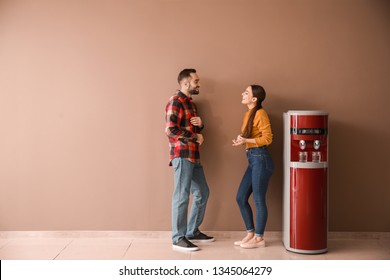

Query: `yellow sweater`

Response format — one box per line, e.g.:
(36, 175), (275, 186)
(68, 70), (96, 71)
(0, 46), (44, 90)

(241, 109), (273, 149)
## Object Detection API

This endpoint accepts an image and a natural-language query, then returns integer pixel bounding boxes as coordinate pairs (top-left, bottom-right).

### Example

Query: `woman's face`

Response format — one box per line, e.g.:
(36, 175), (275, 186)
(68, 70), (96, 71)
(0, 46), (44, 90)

(241, 86), (257, 106)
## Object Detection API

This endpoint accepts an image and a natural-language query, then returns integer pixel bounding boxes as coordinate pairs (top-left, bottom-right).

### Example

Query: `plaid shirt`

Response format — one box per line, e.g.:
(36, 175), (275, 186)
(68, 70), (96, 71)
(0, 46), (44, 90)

(165, 91), (203, 165)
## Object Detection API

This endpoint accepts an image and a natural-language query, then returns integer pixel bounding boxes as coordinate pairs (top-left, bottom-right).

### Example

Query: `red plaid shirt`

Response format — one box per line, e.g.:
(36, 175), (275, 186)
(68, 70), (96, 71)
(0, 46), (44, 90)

(165, 91), (203, 165)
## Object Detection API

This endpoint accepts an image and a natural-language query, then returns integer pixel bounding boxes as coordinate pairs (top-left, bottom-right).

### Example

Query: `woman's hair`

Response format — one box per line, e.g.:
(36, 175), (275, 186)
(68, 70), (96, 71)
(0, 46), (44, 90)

(242, 85), (266, 138)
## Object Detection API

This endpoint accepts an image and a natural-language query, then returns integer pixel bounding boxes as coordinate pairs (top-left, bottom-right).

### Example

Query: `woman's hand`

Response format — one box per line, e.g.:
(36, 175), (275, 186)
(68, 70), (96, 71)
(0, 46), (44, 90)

(232, 135), (247, 146)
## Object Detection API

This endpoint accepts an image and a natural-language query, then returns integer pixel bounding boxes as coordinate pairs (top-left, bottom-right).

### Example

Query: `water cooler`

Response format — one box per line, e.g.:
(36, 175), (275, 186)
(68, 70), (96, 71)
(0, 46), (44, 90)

(283, 111), (328, 254)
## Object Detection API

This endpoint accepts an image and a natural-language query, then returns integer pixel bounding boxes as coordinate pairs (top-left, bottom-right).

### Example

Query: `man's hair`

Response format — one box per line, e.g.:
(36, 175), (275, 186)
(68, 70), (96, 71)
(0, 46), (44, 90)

(177, 68), (197, 84)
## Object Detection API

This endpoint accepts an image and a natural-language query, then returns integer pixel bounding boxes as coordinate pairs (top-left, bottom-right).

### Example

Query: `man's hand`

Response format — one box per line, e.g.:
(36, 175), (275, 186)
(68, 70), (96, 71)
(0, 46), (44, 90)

(196, 134), (204, 145)
(190, 117), (203, 127)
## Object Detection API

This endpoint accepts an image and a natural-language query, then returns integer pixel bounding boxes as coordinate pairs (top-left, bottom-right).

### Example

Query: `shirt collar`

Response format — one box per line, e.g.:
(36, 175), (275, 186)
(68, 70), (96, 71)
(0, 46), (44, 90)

(177, 90), (192, 101)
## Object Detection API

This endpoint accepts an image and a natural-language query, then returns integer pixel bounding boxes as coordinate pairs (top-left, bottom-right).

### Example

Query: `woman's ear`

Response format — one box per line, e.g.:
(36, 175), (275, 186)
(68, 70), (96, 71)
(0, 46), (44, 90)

(252, 97), (257, 103)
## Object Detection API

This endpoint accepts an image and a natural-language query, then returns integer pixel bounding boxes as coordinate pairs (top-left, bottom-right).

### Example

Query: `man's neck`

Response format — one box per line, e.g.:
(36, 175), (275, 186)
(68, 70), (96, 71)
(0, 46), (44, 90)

(180, 89), (191, 98)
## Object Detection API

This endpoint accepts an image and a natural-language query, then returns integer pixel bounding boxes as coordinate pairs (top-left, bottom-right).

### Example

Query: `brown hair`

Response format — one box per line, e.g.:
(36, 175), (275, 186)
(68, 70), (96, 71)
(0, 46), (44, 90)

(242, 85), (266, 138)
(177, 68), (196, 84)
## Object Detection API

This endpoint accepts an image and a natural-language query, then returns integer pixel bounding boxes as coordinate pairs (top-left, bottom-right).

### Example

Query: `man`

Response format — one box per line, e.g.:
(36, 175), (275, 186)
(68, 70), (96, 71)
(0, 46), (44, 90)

(165, 68), (215, 251)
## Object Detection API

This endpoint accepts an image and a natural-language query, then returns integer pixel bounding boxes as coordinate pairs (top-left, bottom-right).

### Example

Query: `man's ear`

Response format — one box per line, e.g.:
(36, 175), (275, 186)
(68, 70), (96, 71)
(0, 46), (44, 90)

(181, 78), (189, 89)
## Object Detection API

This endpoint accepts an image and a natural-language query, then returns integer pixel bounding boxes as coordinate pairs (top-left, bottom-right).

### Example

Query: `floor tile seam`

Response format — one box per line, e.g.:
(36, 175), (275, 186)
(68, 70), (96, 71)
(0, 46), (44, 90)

(53, 239), (75, 260)
(120, 240), (134, 259)
(54, 240), (135, 259)
(0, 240), (12, 250)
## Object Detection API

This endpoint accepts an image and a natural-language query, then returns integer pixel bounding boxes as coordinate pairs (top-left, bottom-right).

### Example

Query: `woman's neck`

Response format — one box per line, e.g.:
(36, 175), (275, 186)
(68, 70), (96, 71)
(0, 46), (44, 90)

(247, 103), (256, 110)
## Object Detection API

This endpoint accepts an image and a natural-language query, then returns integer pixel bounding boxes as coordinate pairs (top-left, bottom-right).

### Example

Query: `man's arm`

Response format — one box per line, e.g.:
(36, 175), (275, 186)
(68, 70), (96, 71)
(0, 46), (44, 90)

(165, 99), (199, 142)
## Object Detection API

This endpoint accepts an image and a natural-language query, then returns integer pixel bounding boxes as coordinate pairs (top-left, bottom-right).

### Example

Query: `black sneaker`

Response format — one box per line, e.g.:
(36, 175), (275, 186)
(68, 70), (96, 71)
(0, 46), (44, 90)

(172, 237), (199, 251)
(187, 232), (215, 243)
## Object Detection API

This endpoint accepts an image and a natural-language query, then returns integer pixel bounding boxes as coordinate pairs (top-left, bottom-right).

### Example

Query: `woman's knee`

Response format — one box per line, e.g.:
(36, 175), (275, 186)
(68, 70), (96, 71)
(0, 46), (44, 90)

(236, 194), (247, 206)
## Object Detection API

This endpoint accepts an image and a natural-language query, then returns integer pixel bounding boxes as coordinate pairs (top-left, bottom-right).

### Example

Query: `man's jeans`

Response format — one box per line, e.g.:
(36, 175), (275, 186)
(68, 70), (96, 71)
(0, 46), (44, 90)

(236, 147), (274, 237)
(171, 158), (209, 243)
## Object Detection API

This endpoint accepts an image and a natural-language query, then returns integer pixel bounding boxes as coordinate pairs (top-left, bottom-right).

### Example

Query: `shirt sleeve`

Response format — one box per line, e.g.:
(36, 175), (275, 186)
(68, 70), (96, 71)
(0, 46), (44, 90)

(165, 98), (198, 141)
(254, 110), (273, 146)
(193, 103), (204, 132)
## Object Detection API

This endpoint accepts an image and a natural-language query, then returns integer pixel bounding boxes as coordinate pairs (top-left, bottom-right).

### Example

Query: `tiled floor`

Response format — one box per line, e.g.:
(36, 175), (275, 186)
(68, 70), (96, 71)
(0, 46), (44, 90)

(0, 231), (389, 260)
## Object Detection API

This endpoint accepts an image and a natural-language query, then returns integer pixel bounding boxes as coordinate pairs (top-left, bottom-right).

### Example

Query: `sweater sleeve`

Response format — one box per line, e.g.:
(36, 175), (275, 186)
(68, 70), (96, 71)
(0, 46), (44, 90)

(254, 110), (273, 146)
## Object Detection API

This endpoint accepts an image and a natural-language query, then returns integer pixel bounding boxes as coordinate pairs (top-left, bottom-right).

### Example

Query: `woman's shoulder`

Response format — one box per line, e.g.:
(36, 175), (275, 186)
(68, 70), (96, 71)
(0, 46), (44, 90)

(255, 108), (269, 117)
(254, 109), (270, 124)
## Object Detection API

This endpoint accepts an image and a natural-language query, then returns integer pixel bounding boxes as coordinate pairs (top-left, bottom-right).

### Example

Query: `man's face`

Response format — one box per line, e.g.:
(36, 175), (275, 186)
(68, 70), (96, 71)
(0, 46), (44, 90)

(188, 73), (200, 95)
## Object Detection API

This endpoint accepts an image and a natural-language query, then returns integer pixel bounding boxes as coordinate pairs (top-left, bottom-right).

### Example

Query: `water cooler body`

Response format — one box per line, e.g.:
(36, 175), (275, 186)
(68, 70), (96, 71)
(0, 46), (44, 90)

(283, 111), (328, 254)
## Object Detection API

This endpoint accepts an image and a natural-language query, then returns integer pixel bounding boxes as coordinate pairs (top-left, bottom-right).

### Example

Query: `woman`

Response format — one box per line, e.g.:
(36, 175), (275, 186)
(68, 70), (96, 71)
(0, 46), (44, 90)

(232, 85), (274, 249)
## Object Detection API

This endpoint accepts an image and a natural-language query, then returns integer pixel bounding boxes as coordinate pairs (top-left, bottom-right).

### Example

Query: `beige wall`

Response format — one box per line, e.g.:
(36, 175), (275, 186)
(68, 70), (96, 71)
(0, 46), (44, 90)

(0, 0), (389, 232)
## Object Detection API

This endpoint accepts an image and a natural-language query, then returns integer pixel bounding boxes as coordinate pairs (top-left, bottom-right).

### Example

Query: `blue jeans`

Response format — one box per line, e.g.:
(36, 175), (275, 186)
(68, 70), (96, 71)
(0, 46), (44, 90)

(171, 158), (210, 243)
(236, 147), (274, 237)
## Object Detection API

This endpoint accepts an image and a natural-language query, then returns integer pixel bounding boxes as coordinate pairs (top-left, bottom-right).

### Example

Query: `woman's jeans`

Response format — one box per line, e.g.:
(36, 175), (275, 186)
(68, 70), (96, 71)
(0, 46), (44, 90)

(171, 158), (210, 243)
(236, 147), (274, 237)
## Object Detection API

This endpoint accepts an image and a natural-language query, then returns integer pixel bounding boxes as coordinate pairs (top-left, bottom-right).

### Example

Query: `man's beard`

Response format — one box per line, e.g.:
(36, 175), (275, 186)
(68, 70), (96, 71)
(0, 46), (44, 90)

(189, 87), (200, 95)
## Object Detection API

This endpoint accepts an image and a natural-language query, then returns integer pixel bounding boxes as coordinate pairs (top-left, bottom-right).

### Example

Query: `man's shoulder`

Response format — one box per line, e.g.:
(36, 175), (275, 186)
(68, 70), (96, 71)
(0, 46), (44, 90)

(168, 94), (180, 101)
(166, 94), (183, 113)
(167, 93), (186, 104)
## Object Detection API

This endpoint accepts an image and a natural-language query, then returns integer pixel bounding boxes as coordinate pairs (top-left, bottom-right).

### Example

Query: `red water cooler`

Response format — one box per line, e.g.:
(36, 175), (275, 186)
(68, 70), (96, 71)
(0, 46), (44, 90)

(283, 111), (328, 254)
